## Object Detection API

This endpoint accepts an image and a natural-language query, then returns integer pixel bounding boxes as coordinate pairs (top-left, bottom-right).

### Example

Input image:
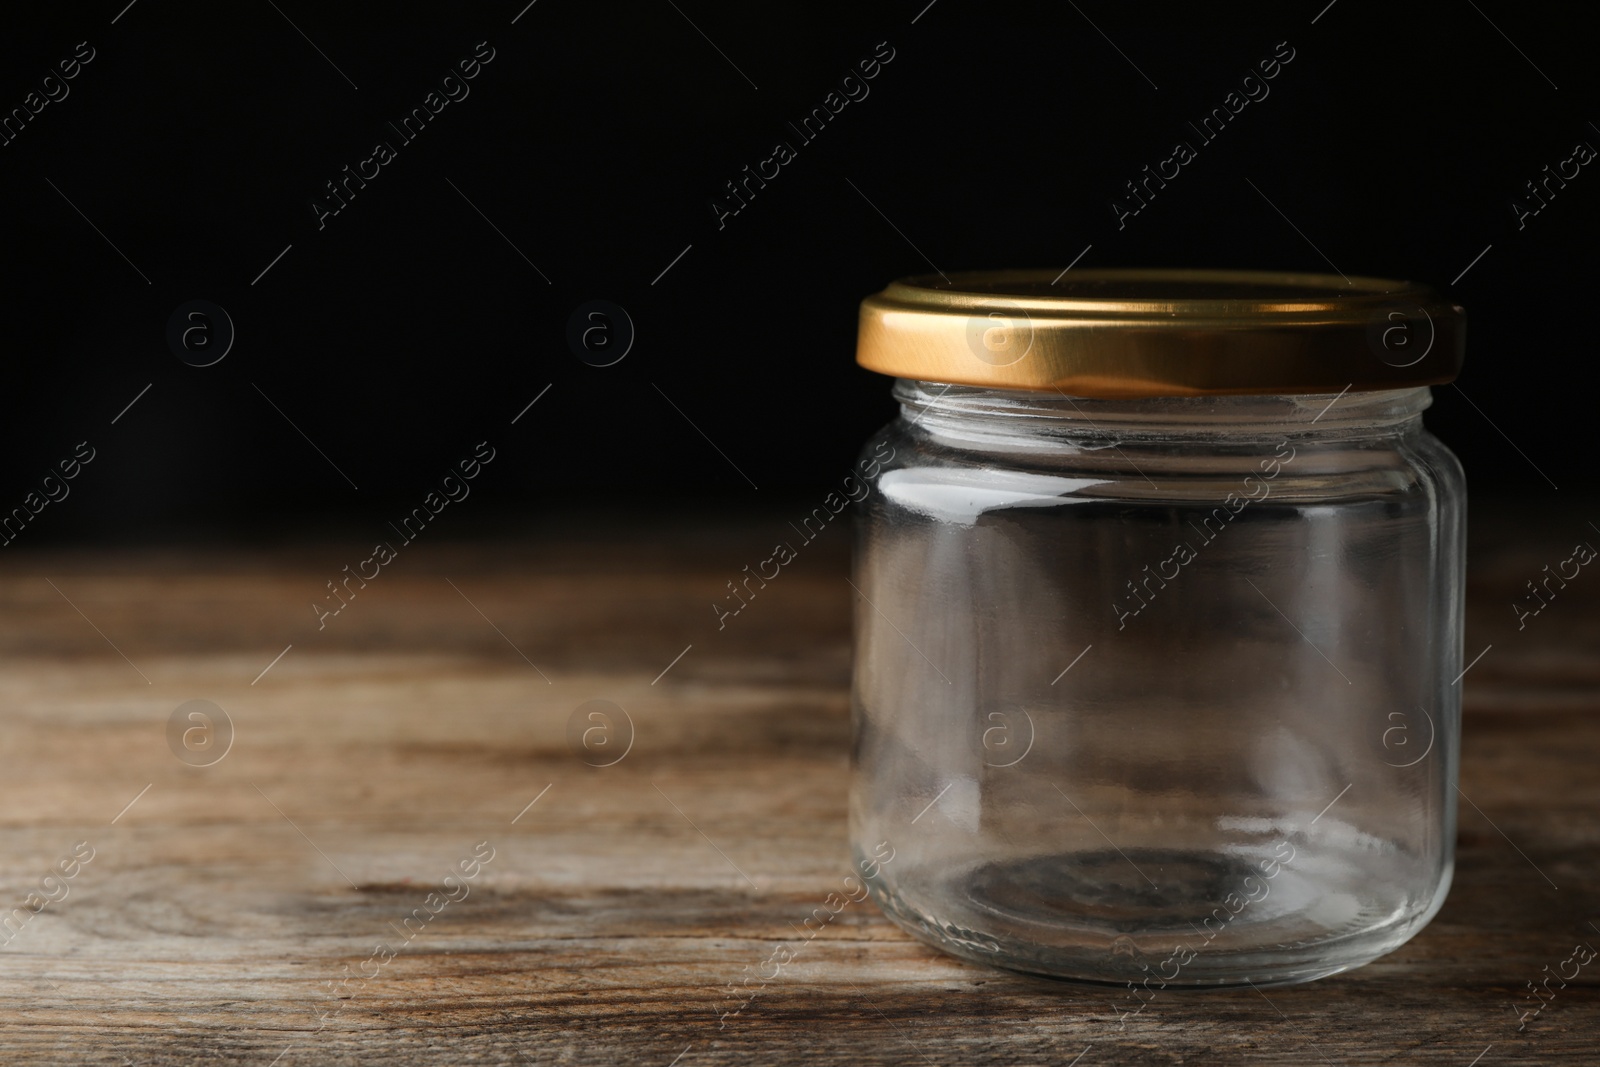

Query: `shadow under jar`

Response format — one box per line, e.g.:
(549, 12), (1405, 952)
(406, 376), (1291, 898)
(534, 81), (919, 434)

(848, 270), (1466, 987)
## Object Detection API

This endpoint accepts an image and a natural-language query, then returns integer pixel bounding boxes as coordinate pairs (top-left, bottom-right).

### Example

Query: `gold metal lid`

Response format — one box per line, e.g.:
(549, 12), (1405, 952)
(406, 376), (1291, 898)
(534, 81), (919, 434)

(856, 268), (1465, 397)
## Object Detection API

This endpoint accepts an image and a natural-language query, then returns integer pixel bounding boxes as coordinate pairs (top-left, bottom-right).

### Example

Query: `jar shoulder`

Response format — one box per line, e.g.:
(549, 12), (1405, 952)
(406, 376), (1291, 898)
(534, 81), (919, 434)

(860, 418), (1466, 516)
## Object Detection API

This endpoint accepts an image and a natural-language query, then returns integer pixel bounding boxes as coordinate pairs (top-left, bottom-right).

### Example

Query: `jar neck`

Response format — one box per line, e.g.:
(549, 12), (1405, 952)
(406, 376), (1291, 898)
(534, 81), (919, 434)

(893, 379), (1432, 447)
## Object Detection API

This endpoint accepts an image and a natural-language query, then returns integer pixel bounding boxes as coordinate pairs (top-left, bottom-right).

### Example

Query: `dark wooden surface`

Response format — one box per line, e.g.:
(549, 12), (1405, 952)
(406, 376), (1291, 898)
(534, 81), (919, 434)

(0, 502), (1596, 1065)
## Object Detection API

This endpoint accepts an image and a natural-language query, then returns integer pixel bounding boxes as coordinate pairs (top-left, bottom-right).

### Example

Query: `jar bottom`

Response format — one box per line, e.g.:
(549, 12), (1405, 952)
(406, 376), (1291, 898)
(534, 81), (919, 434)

(860, 845), (1447, 987)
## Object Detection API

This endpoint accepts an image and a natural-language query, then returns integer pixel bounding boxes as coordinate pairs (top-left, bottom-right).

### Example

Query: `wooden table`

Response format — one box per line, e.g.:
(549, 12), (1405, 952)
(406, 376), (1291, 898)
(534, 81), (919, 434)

(1, 503), (1595, 1065)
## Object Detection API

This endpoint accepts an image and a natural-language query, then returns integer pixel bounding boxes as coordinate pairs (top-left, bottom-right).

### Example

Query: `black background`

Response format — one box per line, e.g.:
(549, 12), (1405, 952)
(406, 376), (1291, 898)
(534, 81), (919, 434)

(1, 0), (1591, 545)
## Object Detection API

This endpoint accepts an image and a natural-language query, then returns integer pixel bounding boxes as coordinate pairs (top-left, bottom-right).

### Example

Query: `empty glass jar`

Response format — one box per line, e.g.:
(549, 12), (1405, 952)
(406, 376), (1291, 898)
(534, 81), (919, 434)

(849, 270), (1466, 987)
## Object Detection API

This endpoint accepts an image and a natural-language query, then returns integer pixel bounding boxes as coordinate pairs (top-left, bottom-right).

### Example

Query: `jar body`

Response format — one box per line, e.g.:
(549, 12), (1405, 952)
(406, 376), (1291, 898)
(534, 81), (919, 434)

(849, 381), (1465, 986)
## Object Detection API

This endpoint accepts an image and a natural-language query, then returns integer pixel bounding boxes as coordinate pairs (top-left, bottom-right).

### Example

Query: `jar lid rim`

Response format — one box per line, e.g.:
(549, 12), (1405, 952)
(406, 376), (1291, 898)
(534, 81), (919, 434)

(856, 268), (1464, 397)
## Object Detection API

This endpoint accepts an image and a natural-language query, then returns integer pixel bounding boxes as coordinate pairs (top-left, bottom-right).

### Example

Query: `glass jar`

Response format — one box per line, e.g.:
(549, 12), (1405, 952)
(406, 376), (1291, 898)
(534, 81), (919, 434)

(849, 270), (1466, 987)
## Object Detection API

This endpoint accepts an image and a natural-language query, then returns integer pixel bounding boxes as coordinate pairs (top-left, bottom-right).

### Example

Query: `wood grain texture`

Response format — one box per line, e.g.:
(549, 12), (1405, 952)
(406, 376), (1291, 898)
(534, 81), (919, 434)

(0, 504), (1596, 1066)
